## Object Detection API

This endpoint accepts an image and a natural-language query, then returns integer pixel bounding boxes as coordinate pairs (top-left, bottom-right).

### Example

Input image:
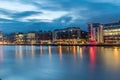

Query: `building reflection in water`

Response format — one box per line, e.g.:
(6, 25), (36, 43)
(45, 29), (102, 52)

(26, 46), (29, 57)
(103, 47), (120, 70)
(79, 47), (83, 59)
(89, 47), (96, 69)
(59, 46), (62, 61)
(15, 46), (18, 58)
(19, 46), (23, 60)
(73, 46), (76, 61)
(15, 46), (23, 60)
(40, 46), (43, 57)
(113, 47), (119, 68)
(0, 46), (3, 64)
(48, 46), (52, 60)
(77, 46), (83, 59)
(77, 46), (79, 54)
(31, 46), (35, 59)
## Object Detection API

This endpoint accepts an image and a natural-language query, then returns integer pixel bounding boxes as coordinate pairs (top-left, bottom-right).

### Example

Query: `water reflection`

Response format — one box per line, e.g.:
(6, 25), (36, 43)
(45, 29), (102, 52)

(59, 46), (62, 60)
(79, 47), (83, 59)
(0, 46), (3, 64)
(19, 46), (23, 60)
(31, 46), (35, 59)
(77, 46), (83, 59)
(73, 46), (76, 61)
(1, 46), (120, 80)
(15, 46), (23, 60)
(89, 47), (96, 69)
(48, 46), (52, 60)
(40, 46), (42, 56)
(26, 46), (28, 56)
(77, 46), (79, 54)
(102, 47), (120, 70)
(113, 47), (119, 69)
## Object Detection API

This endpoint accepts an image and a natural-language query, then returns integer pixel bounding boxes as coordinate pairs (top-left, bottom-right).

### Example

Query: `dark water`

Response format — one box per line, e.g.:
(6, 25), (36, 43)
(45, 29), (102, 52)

(0, 46), (120, 80)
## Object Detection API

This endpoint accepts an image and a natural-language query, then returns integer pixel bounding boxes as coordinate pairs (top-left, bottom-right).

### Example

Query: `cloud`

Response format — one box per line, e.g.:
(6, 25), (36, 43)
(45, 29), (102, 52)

(0, 0), (120, 33)
(21, 10), (68, 22)
(89, 0), (120, 5)
(12, 11), (42, 18)
(0, 14), (13, 20)
(0, 0), (38, 12)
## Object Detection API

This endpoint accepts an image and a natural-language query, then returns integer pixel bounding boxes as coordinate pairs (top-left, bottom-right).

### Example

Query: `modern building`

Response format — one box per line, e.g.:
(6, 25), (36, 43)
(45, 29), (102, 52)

(103, 21), (120, 43)
(6, 33), (15, 44)
(53, 27), (85, 44)
(14, 32), (25, 44)
(53, 27), (80, 39)
(36, 31), (52, 44)
(26, 32), (36, 44)
(80, 30), (89, 43)
(88, 23), (103, 43)
(3, 35), (8, 44)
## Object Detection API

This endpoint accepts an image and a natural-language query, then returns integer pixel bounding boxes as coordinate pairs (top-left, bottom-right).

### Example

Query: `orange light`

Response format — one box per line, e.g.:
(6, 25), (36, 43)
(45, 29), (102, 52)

(79, 47), (83, 58)
(73, 46), (76, 61)
(59, 46), (62, 60)
(114, 47), (119, 67)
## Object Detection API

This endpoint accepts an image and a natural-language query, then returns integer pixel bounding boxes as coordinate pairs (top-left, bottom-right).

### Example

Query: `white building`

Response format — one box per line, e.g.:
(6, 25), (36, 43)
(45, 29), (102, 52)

(88, 23), (103, 43)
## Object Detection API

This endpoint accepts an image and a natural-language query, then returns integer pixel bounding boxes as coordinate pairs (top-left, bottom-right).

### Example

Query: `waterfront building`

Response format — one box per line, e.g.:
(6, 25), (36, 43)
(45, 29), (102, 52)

(88, 21), (120, 44)
(53, 27), (81, 44)
(26, 32), (36, 44)
(80, 30), (89, 43)
(103, 21), (120, 43)
(35, 31), (42, 44)
(36, 31), (52, 44)
(88, 23), (103, 43)
(3, 35), (8, 44)
(14, 32), (25, 44)
(6, 33), (15, 44)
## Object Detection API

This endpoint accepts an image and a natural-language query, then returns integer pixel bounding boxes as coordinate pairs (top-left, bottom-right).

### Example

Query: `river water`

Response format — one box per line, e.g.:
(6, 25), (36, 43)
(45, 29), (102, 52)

(0, 46), (120, 80)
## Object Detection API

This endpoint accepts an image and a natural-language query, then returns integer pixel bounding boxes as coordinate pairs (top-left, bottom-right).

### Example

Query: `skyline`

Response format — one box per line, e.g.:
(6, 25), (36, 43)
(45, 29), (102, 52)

(0, 0), (120, 33)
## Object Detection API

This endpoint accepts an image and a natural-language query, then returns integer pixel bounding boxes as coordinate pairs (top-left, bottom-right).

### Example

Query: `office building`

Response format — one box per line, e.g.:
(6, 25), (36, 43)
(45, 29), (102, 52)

(88, 23), (103, 43)
(103, 21), (120, 43)
(26, 32), (36, 44)
(53, 27), (82, 44)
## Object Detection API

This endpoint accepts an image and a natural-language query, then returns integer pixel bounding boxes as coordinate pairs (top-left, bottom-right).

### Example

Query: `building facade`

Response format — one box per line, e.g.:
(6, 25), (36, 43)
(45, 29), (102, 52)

(14, 32), (25, 44)
(103, 21), (120, 43)
(52, 27), (88, 44)
(88, 23), (103, 43)
(36, 31), (52, 44)
(26, 32), (36, 44)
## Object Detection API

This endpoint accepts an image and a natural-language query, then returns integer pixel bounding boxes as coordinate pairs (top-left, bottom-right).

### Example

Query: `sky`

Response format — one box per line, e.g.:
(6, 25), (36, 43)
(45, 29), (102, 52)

(0, 0), (120, 33)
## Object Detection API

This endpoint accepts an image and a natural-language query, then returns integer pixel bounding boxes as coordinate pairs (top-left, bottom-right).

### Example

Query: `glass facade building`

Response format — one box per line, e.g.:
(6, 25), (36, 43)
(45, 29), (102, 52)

(103, 21), (120, 43)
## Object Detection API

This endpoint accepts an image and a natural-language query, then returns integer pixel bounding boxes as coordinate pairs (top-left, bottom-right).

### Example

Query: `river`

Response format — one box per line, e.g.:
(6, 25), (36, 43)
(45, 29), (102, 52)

(0, 46), (120, 80)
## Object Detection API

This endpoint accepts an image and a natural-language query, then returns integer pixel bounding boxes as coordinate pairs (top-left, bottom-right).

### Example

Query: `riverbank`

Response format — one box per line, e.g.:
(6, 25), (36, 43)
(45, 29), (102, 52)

(0, 43), (120, 46)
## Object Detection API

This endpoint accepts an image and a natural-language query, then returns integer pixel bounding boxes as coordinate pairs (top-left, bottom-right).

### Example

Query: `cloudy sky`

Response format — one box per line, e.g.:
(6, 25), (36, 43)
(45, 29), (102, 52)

(0, 0), (120, 33)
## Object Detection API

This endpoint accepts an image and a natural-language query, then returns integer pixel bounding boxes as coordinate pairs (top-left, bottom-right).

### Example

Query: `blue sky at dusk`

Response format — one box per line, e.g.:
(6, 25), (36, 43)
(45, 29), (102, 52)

(0, 0), (120, 33)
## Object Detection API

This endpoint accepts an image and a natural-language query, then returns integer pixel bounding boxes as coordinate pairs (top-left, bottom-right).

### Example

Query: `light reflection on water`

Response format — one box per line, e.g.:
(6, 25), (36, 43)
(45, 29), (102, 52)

(59, 46), (62, 61)
(48, 46), (52, 60)
(0, 46), (3, 64)
(40, 46), (42, 56)
(0, 46), (120, 80)
(89, 47), (96, 69)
